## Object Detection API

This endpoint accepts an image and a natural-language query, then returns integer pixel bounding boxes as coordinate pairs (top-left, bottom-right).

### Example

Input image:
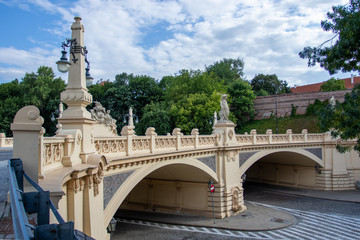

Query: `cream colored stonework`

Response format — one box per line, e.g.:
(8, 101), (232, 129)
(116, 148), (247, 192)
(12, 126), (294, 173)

(6, 17), (360, 240)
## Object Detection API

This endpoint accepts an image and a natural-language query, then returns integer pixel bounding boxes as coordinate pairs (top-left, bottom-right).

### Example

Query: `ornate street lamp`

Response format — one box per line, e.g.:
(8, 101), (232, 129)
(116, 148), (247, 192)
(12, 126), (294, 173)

(56, 34), (93, 81)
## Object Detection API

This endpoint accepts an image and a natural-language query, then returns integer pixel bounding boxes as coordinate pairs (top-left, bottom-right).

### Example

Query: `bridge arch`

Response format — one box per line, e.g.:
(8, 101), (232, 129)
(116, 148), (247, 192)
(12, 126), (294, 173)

(104, 158), (218, 225)
(239, 148), (324, 176)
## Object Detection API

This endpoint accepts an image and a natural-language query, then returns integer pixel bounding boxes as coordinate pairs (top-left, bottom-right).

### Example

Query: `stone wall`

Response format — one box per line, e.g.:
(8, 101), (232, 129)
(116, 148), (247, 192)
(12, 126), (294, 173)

(253, 90), (351, 120)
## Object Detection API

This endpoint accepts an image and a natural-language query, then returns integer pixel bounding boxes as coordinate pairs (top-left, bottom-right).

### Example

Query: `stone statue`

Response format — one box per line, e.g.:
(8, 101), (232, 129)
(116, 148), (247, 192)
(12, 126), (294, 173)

(219, 94), (230, 122)
(330, 96), (336, 109)
(90, 101), (117, 133)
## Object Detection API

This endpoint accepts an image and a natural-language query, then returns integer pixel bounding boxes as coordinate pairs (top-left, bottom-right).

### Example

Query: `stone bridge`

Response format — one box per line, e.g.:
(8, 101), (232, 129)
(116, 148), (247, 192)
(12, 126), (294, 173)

(9, 105), (360, 239)
(6, 18), (360, 240)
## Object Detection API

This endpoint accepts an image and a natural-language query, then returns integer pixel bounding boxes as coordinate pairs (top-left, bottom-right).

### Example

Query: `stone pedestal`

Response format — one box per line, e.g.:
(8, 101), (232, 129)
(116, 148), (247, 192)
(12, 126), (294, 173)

(213, 121), (237, 147)
(11, 106), (44, 182)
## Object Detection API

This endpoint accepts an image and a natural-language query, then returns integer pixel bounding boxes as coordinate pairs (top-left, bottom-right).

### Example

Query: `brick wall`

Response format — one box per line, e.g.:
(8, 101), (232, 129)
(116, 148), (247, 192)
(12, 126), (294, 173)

(253, 90), (351, 120)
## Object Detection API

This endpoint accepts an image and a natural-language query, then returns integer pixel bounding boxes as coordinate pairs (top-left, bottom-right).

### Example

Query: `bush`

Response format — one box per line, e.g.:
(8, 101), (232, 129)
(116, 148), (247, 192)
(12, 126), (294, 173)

(306, 99), (329, 116)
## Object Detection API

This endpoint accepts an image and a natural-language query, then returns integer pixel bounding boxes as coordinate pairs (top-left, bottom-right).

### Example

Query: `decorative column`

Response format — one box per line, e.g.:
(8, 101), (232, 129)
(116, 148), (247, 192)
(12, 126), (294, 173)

(57, 17), (96, 164)
(212, 94), (245, 218)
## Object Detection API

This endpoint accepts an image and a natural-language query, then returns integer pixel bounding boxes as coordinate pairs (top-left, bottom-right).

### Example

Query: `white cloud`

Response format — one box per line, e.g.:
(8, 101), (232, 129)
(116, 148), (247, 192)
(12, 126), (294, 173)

(0, 0), (353, 86)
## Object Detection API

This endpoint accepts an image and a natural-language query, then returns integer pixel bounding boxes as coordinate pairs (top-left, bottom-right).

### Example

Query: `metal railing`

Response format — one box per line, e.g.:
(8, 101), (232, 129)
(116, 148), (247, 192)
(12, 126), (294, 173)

(8, 158), (95, 240)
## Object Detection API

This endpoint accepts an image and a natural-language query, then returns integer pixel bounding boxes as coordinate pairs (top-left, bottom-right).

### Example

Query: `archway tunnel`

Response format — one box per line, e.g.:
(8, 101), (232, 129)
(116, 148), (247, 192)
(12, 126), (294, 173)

(115, 162), (217, 218)
(243, 151), (322, 190)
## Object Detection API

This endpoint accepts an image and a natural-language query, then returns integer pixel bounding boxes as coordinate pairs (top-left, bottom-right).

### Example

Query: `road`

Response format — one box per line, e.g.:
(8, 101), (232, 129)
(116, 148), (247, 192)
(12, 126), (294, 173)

(112, 185), (360, 240)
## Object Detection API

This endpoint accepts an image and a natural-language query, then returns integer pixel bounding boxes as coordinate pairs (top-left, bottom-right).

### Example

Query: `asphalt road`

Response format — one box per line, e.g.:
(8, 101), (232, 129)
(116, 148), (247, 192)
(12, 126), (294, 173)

(112, 184), (360, 240)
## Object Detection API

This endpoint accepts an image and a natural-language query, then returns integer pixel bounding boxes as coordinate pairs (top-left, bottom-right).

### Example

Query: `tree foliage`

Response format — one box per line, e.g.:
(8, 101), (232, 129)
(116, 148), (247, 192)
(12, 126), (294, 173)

(136, 102), (171, 135)
(0, 58), (258, 137)
(228, 80), (256, 130)
(250, 74), (290, 96)
(319, 84), (360, 152)
(88, 73), (163, 133)
(163, 70), (226, 134)
(320, 77), (346, 92)
(299, 0), (360, 74)
(0, 66), (65, 136)
(205, 58), (245, 85)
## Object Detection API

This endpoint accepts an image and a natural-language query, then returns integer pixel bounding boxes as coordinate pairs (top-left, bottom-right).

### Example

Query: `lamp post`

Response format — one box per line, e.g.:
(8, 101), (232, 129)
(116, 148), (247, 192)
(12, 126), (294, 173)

(55, 17), (96, 162)
(123, 108), (138, 126)
(275, 94), (278, 134)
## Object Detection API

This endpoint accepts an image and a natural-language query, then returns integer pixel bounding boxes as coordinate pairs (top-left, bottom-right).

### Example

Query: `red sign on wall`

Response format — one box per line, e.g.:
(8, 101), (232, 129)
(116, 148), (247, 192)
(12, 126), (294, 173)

(210, 184), (215, 193)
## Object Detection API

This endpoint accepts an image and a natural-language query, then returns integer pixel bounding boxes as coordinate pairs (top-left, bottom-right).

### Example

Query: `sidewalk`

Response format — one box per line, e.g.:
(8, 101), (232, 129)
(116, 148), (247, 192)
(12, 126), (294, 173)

(115, 201), (296, 231)
(246, 182), (360, 204)
(115, 183), (360, 231)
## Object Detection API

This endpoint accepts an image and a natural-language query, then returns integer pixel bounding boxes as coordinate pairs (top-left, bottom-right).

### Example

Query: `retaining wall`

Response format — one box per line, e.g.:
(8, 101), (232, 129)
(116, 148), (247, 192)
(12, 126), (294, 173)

(253, 90), (351, 120)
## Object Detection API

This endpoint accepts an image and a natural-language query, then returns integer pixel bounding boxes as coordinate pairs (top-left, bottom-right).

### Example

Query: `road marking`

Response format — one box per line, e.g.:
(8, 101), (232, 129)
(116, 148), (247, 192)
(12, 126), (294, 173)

(117, 202), (360, 240)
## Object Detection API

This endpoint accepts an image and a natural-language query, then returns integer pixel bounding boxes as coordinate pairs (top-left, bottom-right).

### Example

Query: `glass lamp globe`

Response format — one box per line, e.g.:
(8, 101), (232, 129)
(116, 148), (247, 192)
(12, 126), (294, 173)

(56, 60), (71, 73)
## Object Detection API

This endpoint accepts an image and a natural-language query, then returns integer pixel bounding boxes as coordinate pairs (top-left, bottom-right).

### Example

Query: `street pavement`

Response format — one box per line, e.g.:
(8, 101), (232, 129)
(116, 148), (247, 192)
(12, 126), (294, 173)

(114, 201), (360, 240)
(1, 156), (359, 239)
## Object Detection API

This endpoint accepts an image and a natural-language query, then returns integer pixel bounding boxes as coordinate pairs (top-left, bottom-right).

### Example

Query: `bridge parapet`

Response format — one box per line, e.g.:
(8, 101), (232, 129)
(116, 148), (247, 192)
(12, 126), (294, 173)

(235, 129), (326, 146)
(43, 137), (65, 173)
(0, 133), (13, 147)
(94, 129), (217, 156)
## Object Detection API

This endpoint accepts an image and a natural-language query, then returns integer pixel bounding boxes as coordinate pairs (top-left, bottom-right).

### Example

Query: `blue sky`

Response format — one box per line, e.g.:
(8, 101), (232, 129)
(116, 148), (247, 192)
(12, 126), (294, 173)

(0, 0), (354, 86)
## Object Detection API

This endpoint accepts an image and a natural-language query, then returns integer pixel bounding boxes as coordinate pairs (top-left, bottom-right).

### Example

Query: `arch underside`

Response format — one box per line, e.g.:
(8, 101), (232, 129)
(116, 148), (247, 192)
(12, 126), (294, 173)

(103, 158), (218, 225)
(241, 148), (324, 189)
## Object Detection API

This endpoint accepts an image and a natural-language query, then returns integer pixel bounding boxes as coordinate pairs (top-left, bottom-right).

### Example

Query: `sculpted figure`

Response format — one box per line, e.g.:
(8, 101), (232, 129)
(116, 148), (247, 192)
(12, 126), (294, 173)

(91, 101), (107, 122)
(219, 94), (230, 122)
(90, 101), (117, 134)
(330, 96), (336, 109)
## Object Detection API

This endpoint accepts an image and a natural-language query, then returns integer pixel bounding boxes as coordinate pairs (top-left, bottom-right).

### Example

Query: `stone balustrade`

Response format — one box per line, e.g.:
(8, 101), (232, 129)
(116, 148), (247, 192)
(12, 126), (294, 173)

(4, 127), (330, 177)
(43, 137), (65, 173)
(235, 129), (325, 145)
(0, 133), (13, 148)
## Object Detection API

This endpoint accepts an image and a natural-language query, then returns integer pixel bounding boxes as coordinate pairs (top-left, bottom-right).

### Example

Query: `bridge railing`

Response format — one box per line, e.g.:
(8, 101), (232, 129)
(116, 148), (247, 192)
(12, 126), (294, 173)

(235, 129), (326, 145)
(43, 137), (66, 173)
(94, 131), (218, 156)
(8, 158), (94, 240)
(0, 133), (13, 148)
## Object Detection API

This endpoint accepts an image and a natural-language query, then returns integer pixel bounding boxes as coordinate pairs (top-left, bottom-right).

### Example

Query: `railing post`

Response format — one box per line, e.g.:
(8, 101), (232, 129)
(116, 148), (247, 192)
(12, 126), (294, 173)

(121, 125), (135, 156)
(0, 133), (5, 147)
(250, 129), (257, 145)
(146, 127), (157, 153)
(191, 128), (199, 149)
(172, 128), (183, 150)
(286, 129), (292, 143)
(266, 129), (272, 144)
(302, 129), (308, 142)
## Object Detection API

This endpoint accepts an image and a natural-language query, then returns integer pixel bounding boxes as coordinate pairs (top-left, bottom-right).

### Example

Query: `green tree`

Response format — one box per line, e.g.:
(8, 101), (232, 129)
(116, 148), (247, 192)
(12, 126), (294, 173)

(0, 80), (23, 136)
(205, 58), (245, 85)
(227, 80), (256, 130)
(170, 93), (222, 134)
(128, 74), (163, 119)
(136, 102), (171, 135)
(320, 77), (346, 92)
(20, 66), (66, 135)
(89, 73), (163, 133)
(163, 69), (226, 103)
(319, 84), (360, 152)
(250, 74), (290, 96)
(0, 67), (65, 136)
(163, 70), (226, 134)
(299, 0), (360, 74)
